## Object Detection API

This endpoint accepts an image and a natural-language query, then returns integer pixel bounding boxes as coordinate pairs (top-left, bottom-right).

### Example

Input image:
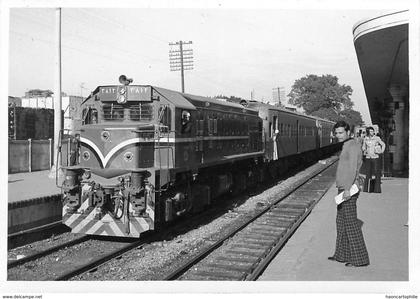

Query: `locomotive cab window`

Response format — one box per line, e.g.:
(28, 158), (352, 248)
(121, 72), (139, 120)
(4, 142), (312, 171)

(181, 110), (192, 134)
(158, 105), (171, 132)
(102, 103), (154, 122)
(82, 107), (98, 125)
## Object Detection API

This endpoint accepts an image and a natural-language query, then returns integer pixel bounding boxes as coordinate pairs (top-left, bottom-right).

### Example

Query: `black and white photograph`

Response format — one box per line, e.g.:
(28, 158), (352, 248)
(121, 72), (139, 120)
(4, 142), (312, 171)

(1, 0), (418, 297)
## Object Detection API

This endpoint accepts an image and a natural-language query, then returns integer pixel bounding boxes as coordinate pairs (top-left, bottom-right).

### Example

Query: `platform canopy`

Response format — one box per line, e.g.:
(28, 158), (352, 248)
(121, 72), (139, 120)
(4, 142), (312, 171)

(353, 10), (409, 125)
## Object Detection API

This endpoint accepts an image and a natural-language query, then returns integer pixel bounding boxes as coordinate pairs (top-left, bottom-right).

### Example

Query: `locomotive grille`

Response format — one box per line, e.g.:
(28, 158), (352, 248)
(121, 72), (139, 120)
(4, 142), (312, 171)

(102, 103), (154, 121)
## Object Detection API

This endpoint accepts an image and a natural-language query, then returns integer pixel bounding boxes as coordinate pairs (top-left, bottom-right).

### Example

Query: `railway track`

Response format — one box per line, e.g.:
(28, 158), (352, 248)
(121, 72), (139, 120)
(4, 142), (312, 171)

(8, 221), (70, 250)
(7, 235), (90, 269)
(163, 160), (337, 280)
(7, 234), (153, 281)
(8, 158), (337, 281)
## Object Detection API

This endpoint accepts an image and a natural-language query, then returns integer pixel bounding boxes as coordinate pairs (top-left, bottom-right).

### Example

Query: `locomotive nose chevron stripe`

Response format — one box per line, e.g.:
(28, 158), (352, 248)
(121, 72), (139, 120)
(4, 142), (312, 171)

(80, 137), (142, 167)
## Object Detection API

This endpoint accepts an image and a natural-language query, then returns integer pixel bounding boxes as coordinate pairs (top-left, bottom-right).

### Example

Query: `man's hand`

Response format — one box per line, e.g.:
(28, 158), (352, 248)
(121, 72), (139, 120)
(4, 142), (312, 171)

(343, 190), (351, 199)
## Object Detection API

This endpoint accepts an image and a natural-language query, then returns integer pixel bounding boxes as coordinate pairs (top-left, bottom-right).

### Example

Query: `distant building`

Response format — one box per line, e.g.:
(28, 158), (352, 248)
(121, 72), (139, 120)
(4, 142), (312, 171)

(8, 96), (22, 107)
(20, 95), (83, 133)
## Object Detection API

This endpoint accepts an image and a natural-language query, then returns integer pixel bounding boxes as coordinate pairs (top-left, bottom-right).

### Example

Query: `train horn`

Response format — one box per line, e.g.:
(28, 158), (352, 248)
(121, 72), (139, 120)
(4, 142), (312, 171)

(119, 75), (133, 86)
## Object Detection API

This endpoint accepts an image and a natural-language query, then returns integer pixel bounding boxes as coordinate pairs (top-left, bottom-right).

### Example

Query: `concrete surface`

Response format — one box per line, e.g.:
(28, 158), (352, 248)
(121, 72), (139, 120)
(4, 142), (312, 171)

(258, 177), (408, 281)
(8, 170), (63, 234)
(8, 170), (61, 203)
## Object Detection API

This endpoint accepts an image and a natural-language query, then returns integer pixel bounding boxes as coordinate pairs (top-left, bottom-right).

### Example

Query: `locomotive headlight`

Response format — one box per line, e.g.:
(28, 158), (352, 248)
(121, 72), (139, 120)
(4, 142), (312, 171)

(116, 87), (127, 104)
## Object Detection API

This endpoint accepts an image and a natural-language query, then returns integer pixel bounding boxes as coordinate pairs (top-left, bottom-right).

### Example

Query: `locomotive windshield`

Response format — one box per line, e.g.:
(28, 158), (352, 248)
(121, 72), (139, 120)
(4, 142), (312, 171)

(102, 102), (154, 121)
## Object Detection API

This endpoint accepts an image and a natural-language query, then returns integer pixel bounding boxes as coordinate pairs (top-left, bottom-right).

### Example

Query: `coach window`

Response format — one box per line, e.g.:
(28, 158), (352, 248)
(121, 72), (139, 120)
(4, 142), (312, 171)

(214, 114), (218, 135)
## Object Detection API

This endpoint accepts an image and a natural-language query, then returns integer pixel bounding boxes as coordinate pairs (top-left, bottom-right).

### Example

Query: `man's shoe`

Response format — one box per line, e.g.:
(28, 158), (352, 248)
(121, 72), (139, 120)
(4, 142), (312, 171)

(328, 256), (346, 263)
(345, 262), (369, 267)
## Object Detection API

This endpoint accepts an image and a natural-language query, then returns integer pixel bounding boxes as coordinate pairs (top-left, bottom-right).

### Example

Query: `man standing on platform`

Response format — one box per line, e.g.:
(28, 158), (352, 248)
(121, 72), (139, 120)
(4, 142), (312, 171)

(328, 120), (370, 267)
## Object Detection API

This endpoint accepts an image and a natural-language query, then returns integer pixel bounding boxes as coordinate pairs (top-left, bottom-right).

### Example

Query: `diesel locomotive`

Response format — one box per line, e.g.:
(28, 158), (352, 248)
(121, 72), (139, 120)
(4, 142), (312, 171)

(61, 77), (336, 237)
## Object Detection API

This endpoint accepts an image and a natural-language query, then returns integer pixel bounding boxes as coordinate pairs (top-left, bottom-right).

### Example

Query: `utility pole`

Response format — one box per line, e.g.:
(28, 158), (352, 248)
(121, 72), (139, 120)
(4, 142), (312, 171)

(50, 7), (62, 178)
(80, 82), (86, 97)
(272, 86), (285, 106)
(169, 41), (193, 93)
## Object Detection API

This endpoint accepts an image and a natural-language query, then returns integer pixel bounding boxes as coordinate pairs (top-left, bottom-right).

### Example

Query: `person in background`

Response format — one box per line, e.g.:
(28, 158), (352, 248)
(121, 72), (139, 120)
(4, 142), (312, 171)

(355, 131), (364, 146)
(273, 129), (279, 160)
(328, 120), (369, 267)
(181, 111), (192, 134)
(362, 126), (386, 193)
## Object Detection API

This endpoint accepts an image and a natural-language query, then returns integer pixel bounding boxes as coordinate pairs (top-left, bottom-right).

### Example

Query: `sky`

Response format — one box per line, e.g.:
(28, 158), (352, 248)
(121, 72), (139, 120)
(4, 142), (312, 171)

(4, 1), (413, 124)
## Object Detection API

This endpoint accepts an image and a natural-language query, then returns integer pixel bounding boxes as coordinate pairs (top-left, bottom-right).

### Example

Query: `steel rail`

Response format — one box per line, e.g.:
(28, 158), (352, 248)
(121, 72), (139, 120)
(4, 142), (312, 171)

(162, 158), (337, 280)
(53, 238), (149, 281)
(53, 230), (163, 281)
(8, 220), (63, 239)
(8, 235), (91, 269)
(245, 175), (333, 280)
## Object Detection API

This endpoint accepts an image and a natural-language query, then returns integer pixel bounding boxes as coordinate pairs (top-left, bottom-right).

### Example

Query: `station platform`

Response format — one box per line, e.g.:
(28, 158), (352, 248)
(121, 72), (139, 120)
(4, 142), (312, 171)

(8, 170), (62, 203)
(258, 176), (409, 282)
(8, 170), (63, 235)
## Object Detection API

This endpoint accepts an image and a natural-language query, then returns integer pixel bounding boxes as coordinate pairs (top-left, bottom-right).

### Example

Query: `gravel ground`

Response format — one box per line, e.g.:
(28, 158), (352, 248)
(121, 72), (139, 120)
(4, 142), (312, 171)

(8, 232), (83, 262)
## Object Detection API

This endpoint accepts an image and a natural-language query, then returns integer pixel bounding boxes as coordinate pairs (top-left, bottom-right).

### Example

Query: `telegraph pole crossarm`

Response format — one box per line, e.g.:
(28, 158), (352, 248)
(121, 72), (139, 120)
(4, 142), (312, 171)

(169, 41), (193, 93)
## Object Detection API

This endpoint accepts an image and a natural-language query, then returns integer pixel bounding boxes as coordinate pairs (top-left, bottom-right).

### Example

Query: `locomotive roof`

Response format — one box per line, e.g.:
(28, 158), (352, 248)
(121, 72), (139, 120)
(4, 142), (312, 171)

(153, 87), (197, 110)
(181, 92), (259, 115)
(87, 84), (258, 115)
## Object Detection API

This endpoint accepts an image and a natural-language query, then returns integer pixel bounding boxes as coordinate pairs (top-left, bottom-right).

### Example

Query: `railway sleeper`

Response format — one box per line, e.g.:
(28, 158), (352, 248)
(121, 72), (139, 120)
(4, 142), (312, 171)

(271, 209), (304, 216)
(279, 200), (313, 207)
(248, 227), (286, 237)
(237, 237), (277, 247)
(225, 247), (267, 258)
(232, 243), (274, 254)
(274, 206), (306, 213)
(203, 261), (254, 273)
(267, 209), (300, 217)
(262, 214), (296, 222)
(254, 219), (293, 228)
(292, 190), (325, 196)
(229, 242), (271, 252)
(218, 253), (261, 264)
(277, 202), (314, 209)
(188, 268), (247, 280)
(251, 223), (289, 233)
(239, 233), (279, 244)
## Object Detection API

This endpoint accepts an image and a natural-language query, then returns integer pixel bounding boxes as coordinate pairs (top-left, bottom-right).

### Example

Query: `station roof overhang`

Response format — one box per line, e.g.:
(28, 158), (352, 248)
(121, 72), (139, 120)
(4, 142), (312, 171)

(353, 10), (409, 125)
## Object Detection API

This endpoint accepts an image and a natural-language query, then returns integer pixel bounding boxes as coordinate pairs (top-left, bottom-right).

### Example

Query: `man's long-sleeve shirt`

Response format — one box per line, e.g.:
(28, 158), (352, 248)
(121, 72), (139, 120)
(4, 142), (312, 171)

(336, 139), (363, 191)
(362, 135), (385, 159)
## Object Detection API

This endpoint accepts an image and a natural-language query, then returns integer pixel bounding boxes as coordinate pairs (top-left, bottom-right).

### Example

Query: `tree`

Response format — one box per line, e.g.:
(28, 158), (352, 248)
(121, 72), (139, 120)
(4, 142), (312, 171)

(339, 109), (363, 128)
(288, 74), (353, 114)
(288, 74), (364, 126)
(311, 108), (340, 122)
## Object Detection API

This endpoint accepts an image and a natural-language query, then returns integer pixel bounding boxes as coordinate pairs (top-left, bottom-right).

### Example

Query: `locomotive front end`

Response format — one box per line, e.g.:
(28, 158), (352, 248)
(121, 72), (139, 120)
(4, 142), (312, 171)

(61, 80), (163, 237)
